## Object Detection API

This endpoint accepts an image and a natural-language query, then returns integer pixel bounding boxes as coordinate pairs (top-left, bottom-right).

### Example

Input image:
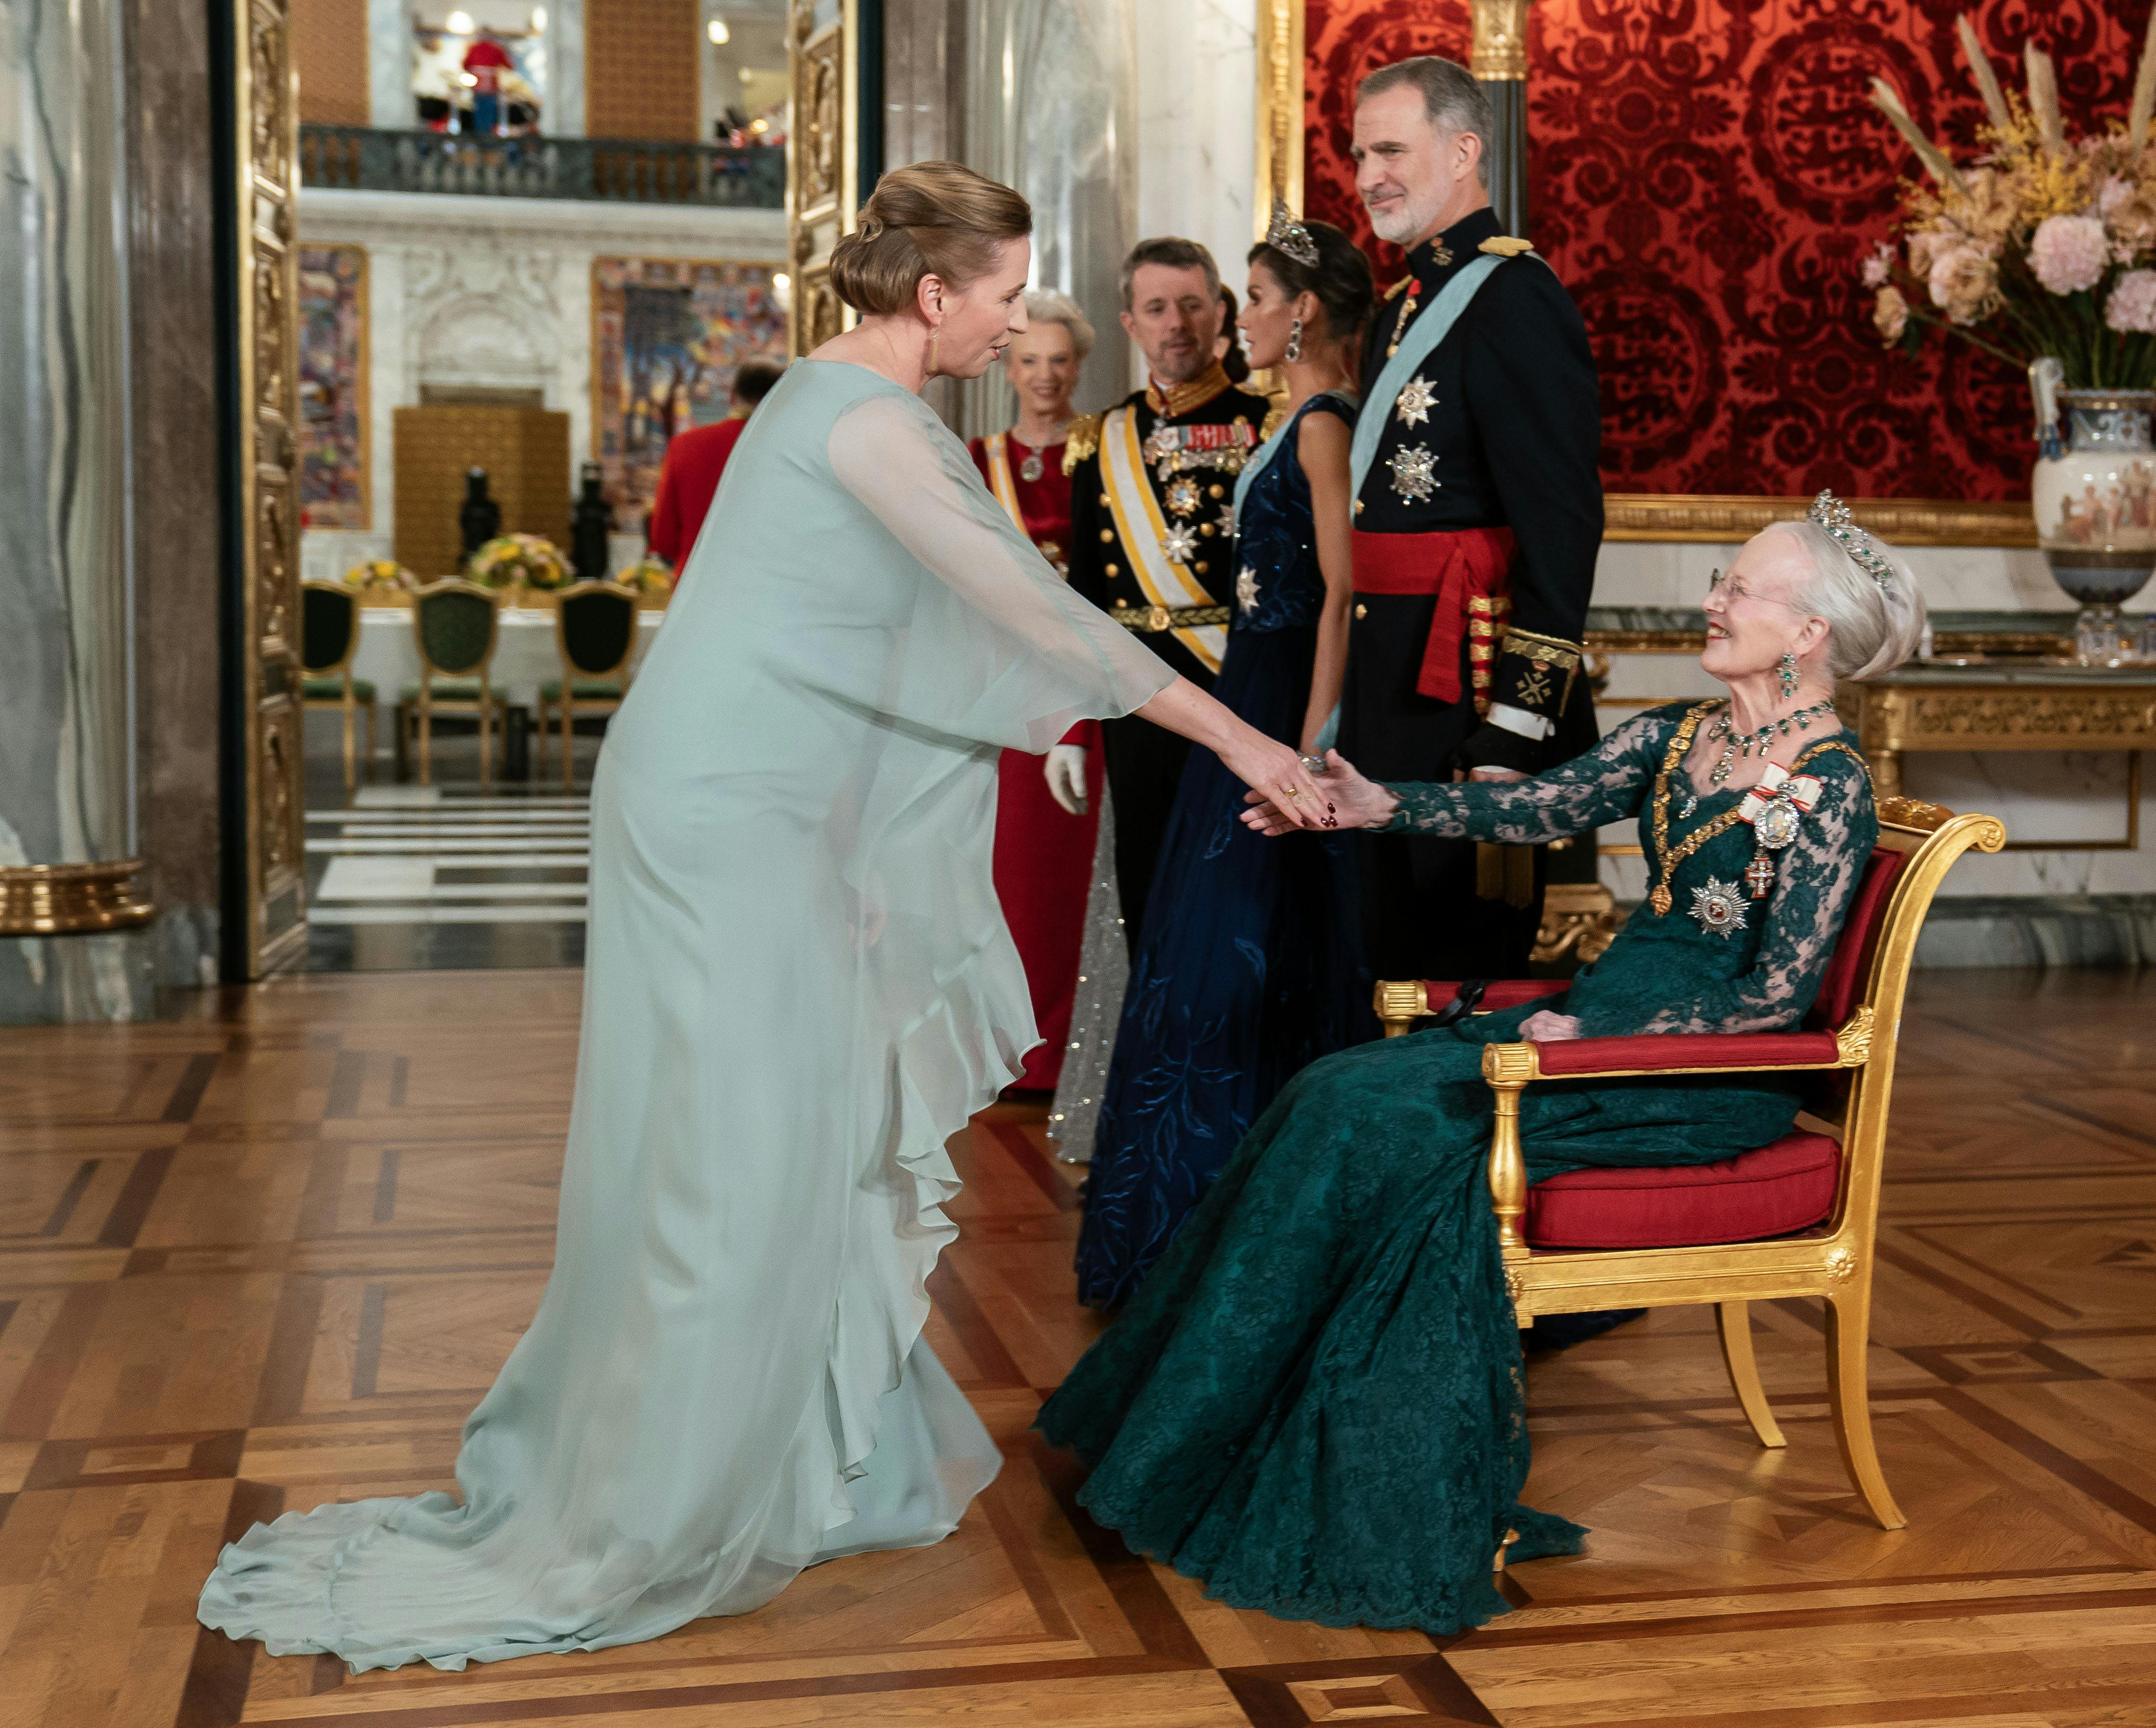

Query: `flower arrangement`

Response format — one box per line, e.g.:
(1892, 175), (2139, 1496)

(342, 558), (419, 593)
(618, 556), (676, 599)
(467, 533), (572, 592)
(1863, 14), (2156, 388)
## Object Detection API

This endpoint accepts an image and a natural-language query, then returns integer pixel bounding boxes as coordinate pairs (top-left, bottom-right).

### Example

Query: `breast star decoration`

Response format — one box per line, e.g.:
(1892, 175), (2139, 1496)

(1394, 376), (1437, 427)
(1388, 444), (1440, 503)
(1689, 876), (1749, 938)
(1165, 477), (1202, 518)
(1236, 566), (1261, 614)
(1162, 521), (1200, 564)
(1215, 504), (1238, 536)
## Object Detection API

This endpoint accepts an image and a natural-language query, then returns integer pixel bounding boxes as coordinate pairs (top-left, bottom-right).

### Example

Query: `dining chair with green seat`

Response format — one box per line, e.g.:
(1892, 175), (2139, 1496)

(401, 579), (502, 787)
(537, 580), (639, 789)
(301, 578), (377, 796)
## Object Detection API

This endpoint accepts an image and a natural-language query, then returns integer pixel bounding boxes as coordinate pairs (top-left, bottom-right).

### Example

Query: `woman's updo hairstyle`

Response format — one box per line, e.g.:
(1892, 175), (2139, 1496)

(1773, 517), (1929, 682)
(1248, 218), (1376, 344)
(829, 161), (1032, 316)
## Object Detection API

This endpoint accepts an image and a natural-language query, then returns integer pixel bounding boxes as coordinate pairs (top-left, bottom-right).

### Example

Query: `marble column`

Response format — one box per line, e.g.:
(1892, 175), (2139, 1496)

(0, 0), (156, 1022)
(955, 0), (1136, 437)
(549, 0), (586, 137)
(368, 0), (408, 126)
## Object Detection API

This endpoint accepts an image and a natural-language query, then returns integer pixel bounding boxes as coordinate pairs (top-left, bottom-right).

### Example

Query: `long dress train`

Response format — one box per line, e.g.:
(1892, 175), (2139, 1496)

(198, 360), (1174, 1672)
(1038, 705), (1876, 1631)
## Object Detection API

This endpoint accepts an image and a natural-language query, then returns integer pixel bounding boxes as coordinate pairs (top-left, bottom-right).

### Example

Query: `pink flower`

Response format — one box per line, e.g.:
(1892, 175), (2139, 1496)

(2030, 213), (2110, 294)
(2108, 269), (2156, 333)
(1859, 242), (1894, 289)
(2099, 174), (2133, 218)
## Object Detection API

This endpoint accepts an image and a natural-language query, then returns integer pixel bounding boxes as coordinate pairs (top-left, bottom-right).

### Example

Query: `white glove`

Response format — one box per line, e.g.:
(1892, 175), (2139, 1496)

(1044, 743), (1090, 816)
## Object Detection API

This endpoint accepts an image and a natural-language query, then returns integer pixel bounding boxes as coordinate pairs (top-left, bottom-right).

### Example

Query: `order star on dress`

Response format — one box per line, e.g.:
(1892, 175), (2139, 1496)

(1690, 876), (1749, 936)
(1162, 522), (1200, 564)
(1388, 444), (1439, 502)
(1235, 566), (1261, 614)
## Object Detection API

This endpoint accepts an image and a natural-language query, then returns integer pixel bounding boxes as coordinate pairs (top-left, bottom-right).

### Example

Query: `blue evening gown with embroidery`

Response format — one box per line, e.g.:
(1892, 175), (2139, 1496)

(1075, 391), (1366, 1309)
(197, 360), (1173, 1672)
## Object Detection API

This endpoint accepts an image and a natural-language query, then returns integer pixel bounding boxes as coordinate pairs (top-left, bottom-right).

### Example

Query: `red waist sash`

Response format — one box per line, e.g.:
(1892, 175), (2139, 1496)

(1351, 527), (1517, 704)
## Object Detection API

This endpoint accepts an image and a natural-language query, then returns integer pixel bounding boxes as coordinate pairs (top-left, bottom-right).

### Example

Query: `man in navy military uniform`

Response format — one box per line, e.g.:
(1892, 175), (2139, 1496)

(1342, 55), (1602, 984)
(1054, 237), (1275, 950)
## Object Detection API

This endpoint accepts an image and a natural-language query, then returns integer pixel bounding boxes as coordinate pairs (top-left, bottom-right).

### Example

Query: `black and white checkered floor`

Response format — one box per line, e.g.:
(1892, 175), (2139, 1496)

(303, 786), (590, 971)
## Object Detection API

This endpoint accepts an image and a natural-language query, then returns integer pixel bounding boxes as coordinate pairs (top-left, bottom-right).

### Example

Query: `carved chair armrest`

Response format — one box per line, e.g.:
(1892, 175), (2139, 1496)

(1475, 1010), (1874, 1258)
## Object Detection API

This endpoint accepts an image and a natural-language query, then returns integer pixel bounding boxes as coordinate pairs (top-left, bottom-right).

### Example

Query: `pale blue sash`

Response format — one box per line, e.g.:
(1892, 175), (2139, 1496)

(1348, 252), (1506, 500)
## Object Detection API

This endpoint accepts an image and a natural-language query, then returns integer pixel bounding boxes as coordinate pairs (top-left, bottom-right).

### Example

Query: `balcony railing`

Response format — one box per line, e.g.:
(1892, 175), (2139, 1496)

(299, 126), (785, 209)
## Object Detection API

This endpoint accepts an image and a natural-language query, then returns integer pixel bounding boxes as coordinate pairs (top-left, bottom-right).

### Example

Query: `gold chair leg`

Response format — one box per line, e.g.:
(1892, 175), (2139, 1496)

(561, 701), (574, 791)
(341, 698), (357, 799)
(534, 699), (547, 778)
(1715, 1300), (1785, 1449)
(1824, 1287), (1905, 1530)
(480, 697), (494, 790)
(418, 693), (433, 786)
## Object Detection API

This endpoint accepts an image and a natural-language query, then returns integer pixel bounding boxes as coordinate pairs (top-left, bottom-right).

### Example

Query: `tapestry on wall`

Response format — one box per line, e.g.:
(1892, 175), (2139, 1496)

(1303, 0), (2148, 500)
(297, 244), (367, 530)
(592, 258), (789, 528)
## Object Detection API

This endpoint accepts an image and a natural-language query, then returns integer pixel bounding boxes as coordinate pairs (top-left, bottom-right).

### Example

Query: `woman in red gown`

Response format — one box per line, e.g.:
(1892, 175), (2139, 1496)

(969, 291), (1100, 1091)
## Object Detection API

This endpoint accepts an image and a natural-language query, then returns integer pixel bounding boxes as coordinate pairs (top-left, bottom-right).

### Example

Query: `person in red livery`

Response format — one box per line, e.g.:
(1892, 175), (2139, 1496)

(647, 359), (786, 573)
(968, 290), (1099, 1092)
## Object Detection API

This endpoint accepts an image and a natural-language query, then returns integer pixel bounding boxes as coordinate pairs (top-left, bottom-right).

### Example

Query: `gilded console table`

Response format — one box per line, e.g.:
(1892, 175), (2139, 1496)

(1838, 664), (2156, 851)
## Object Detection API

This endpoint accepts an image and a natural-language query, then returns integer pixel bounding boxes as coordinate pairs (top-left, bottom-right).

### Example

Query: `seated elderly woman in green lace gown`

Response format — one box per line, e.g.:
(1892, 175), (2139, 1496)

(1036, 494), (1928, 1635)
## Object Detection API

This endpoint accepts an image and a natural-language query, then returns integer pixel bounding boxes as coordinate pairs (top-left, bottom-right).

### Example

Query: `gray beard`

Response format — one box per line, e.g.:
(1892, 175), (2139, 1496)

(1368, 205), (1426, 247)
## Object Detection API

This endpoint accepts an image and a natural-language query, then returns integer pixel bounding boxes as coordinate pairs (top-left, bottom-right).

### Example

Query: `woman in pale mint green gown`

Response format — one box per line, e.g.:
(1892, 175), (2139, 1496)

(197, 163), (1329, 1673)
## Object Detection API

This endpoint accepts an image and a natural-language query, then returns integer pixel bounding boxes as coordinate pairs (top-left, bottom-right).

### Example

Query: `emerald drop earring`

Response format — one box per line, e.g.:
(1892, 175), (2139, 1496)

(1777, 649), (1799, 699)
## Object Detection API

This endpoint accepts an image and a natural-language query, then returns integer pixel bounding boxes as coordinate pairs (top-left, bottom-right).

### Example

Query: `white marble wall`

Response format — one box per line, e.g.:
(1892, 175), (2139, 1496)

(368, 0), (411, 127)
(1130, 0), (1255, 393)
(297, 188), (785, 579)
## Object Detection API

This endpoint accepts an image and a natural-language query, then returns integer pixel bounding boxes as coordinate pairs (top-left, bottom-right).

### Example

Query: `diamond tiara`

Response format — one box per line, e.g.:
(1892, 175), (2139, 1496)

(1264, 199), (1321, 269)
(1806, 489), (1895, 594)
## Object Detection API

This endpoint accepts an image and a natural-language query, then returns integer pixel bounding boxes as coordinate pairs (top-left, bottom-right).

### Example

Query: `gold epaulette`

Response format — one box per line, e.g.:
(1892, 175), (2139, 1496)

(1061, 413), (1103, 474)
(1478, 236), (1535, 258)
(1259, 403), (1289, 442)
(1383, 276), (1411, 301)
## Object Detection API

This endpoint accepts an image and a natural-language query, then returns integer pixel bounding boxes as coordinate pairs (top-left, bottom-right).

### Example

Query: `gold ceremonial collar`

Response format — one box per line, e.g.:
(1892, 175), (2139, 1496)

(1145, 360), (1233, 421)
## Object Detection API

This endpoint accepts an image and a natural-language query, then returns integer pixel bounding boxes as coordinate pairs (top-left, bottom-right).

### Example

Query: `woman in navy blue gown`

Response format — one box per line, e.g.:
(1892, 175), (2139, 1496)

(1076, 213), (1373, 1307)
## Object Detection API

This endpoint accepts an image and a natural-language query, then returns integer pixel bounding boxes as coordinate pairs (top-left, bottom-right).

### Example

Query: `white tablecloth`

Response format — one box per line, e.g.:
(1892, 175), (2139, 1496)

(351, 607), (662, 711)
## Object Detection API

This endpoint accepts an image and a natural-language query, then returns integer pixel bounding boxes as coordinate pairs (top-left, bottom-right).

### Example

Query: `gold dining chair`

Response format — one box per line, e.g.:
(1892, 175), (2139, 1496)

(300, 579), (376, 797)
(536, 581), (639, 789)
(400, 579), (502, 788)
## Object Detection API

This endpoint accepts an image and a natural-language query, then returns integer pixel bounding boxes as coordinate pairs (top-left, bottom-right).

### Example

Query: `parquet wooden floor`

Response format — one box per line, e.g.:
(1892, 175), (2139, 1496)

(2, 967), (2154, 1727)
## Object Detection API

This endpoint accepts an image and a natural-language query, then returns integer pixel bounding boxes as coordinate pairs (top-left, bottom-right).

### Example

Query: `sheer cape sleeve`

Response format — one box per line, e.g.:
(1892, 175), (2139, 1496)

(1375, 709), (1671, 845)
(827, 391), (1173, 752)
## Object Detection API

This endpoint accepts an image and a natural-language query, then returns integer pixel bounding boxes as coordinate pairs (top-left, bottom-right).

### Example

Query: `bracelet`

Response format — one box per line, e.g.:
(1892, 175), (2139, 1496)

(1298, 754), (1329, 774)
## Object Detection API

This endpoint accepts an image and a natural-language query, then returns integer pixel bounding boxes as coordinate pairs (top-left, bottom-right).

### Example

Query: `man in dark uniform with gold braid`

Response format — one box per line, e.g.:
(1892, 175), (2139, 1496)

(1342, 56), (1602, 983)
(1057, 237), (1276, 950)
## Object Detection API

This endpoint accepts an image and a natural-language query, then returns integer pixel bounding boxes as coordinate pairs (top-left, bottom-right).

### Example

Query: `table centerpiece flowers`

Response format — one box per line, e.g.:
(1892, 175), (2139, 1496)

(468, 533), (573, 604)
(341, 559), (420, 596)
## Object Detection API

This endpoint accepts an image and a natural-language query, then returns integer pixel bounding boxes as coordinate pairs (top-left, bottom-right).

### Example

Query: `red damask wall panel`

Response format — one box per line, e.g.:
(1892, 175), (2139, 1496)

(1303, 0), (2149, 499)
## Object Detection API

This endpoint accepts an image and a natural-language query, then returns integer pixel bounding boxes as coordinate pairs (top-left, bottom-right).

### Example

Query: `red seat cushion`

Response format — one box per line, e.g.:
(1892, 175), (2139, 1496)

(1525, 1132), (1841, 1249)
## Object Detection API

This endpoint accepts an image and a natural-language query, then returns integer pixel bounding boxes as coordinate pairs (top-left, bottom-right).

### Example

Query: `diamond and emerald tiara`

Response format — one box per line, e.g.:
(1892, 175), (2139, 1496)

(1806, 490), (1895, 595)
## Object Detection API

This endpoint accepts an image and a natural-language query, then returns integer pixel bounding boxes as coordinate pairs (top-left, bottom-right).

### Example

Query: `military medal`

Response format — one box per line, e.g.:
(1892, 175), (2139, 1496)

(1162, 521), (1200, 563)
(1385, 279), (1424, 357)
(1166, 476), (1202, 517)
(1395, 376), (1436, 426)
(1388, 445), (1439, 503)
(1690, 877), (1749, 938)
(1236, 566), (1261, 614)
(1736, 761), (1823, 899)
(1019, 449), (1044, 483)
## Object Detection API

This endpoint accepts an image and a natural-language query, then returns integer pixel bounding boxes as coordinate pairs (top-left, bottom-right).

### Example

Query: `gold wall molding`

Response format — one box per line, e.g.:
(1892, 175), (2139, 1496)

(1253, 0), (1305, 236)
(1470, 0), (1529, 80)
(785, 0), (859, 356)
(1605, 493), (2038, 548)
(0, 862), (155, 938)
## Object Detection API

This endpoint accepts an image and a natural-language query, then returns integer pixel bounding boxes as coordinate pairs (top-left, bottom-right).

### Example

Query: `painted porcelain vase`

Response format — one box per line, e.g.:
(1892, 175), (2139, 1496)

(2029, 366), (2156, 663)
